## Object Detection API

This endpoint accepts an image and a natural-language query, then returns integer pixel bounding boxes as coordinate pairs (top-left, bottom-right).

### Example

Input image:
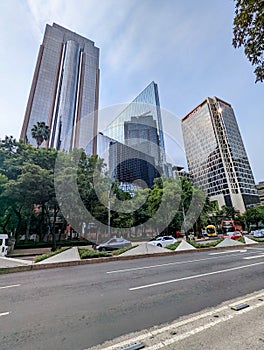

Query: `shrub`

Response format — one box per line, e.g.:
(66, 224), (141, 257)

(166, 242), (181, 250)
(78, 247), (110, 259)
(250, 237), (264, 242)
(34, 247), (70, 263)
(189, 239), (223, 248)
(238, 237), (245, 244)
(112, 245), (138, 255)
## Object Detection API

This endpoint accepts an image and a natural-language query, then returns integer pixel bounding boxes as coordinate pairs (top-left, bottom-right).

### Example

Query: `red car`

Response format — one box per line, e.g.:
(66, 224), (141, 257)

(221, 231), (243, 240)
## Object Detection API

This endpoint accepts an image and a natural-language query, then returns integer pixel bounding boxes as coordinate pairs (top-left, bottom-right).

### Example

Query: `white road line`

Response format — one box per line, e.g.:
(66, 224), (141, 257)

(129, 261), (264, 291)
(209, 250), (247, 255)
(243, 254), (264, 260)
(0, 312), (10, 317)
(247, 247), (264, 251)
(90, 291), (264, 350)
(146, 301), (264, 350)
(0, 284), (21, 290)
(83, 306), (229, 350)
(106, 252), (251, 274)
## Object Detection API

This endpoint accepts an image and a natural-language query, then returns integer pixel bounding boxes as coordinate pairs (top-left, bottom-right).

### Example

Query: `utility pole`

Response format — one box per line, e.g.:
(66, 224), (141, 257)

(107, 183), (111, 240)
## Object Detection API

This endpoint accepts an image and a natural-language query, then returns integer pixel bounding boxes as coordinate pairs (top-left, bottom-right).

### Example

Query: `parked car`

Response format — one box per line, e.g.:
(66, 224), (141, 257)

(221, 231), (242, 240)
(148, 235), (177, 248)
(0, 234), (9, 256)
(95, 238), (132, 251)
(253, 229), (264, 238)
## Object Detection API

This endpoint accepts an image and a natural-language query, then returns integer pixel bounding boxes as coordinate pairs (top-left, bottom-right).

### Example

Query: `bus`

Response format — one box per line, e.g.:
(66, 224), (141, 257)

(205, 225), (217, 237)
(221, 220), (242, 234)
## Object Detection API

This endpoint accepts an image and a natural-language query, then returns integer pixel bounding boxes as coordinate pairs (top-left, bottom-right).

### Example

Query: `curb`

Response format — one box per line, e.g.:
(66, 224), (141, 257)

(0, 242), (262, 275)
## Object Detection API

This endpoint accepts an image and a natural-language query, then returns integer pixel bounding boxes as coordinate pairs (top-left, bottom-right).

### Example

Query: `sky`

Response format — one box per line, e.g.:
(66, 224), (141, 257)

(0, 0), (263, 183)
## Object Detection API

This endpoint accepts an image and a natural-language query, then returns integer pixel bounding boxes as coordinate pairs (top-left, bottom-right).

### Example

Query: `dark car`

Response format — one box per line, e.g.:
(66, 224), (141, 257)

(95, 238), (132, 251)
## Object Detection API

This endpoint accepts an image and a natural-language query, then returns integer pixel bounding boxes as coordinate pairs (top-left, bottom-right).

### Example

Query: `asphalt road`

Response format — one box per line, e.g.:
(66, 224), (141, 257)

(0, 246), (264, 350)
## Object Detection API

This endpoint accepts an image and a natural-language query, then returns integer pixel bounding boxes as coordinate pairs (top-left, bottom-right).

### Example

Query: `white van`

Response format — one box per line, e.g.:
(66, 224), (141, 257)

(0, 234), (9, 257)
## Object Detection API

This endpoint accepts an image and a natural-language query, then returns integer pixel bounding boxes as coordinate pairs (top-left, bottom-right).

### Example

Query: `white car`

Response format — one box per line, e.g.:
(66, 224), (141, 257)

(253, 229), (264, 238)
(148, 235), (177, 248)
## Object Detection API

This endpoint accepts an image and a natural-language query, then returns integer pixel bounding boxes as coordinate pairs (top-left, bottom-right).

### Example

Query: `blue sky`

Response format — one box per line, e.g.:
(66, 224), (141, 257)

(0, 0), (263, 182)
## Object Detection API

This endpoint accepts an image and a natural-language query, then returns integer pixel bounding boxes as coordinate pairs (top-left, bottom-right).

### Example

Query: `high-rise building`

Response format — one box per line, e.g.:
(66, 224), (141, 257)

(256, 181), (264, 206)
(182, 97), (259, 213)
(103, 81), (166, 175)
(97, 132), (160, 189)
(20, 23), (99, 154)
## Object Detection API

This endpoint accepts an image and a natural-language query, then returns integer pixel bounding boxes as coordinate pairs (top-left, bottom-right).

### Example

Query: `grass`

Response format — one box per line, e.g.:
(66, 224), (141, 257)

(78, 247), (111, 259)
(34, 246), (70, 263)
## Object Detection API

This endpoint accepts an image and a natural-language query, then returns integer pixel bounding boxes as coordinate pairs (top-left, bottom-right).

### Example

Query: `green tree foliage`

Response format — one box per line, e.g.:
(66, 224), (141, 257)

(31, 121), (50, 148)
(233, 0), (264, 82)
(241, 206), (264, 229)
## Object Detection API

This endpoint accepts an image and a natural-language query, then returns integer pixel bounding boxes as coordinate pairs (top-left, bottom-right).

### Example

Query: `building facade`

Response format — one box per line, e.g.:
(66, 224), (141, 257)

(182, 97), (259, 213)
(20, 23), (99, 154)
(102, 81), (166, 175)
(97, 132), (160, 189)
(256, 182), (264, 206)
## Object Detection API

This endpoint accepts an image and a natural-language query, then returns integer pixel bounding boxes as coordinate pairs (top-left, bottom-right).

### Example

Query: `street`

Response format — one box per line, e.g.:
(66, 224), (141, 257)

(0, 246), (264, 350)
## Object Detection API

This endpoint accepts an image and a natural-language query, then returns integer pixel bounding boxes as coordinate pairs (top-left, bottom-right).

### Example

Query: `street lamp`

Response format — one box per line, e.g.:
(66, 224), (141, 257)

(107, 183), (112, 240)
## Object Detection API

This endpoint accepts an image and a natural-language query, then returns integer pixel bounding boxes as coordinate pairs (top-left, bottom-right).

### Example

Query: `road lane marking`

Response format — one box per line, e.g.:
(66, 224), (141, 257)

(0, 284), (21, 290)
(209, 250), (247, 255)
(0, 312), (10, 317)
(89, 291), (264, 350)
(146, 301), (264, 350)
(106, 252), (253, 274)
(129, 261), (264, 291)
(83, 306), (229, 350)
(243, 254), (264, 260)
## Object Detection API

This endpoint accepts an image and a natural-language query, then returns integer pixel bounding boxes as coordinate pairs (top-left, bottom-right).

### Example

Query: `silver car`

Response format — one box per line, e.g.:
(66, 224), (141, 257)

(95, 238), (132, 251)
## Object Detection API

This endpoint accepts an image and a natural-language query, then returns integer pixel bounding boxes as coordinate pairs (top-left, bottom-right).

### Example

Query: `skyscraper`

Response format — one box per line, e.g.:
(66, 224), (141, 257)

(182, 97), (259, 213)
(103, 81), (167, 175)
(20, 23), (99, 154)
(97, 129), (160, 190)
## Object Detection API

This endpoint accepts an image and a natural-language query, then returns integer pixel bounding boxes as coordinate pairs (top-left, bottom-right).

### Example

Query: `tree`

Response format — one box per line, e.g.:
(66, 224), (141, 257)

(31, 122), (50, 148)
(232, 0), (264, 83)
(241, 206), (264, 229)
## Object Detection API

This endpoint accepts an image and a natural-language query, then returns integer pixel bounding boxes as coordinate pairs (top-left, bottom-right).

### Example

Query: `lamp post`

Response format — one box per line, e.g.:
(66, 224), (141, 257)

(107, 183), (111, 240)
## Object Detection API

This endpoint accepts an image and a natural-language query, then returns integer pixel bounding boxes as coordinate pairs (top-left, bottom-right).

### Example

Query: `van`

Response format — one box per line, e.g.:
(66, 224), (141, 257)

(0, 234), (9, 256)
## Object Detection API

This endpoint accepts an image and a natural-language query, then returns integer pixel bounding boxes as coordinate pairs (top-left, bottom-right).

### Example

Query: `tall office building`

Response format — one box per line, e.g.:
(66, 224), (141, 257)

(256, 182), (264, 206)
(97, 132), (160, 190)
(103, 81), (166, 174)
(182, 97), (259, 213)
(20, 23), (99, 154)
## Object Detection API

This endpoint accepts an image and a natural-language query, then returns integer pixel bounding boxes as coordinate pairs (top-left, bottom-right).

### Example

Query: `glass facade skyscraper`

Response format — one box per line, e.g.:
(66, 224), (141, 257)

(103, 81), (166, 173)
(97, 132), (160, 189)
(20, 23), (99, 154)
(182, 97), (259, 213)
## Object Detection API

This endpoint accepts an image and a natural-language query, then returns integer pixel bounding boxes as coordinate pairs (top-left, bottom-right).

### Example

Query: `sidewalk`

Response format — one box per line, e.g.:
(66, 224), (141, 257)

(9, 247), (51, 257)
